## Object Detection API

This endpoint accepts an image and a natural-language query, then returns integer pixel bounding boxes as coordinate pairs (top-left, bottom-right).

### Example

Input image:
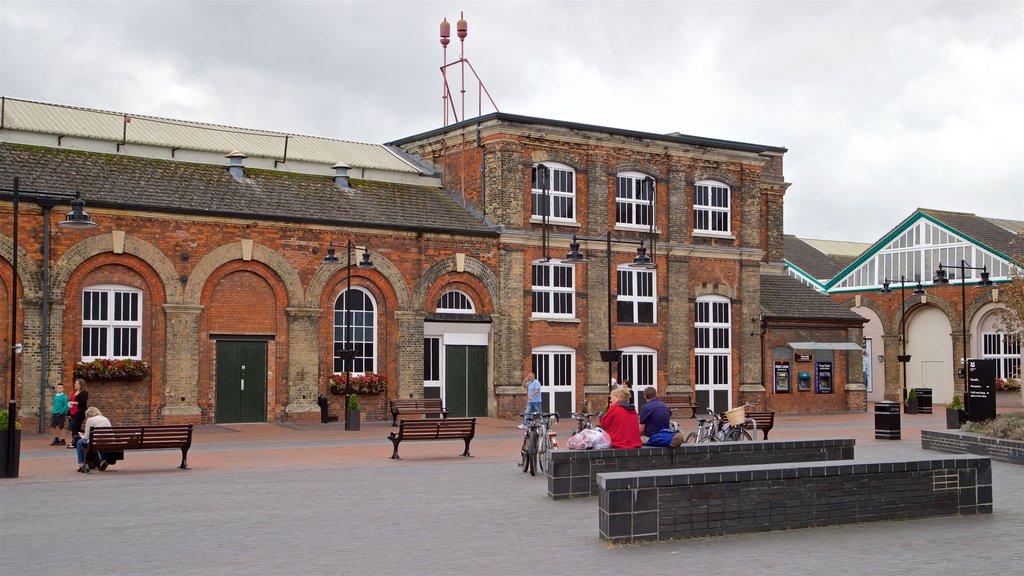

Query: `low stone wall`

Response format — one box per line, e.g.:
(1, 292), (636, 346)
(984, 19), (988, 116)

(922, 429), (1024, 465)
(598, 456), (992, 543)
(547, 439), (854, 499)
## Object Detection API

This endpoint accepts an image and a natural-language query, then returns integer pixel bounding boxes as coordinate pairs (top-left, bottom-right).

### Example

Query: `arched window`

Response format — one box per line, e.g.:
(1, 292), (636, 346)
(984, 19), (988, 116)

(615, 172), (655, 229)
(532, 162), (576, 222)
(694, 295), (732, 411)
(437, 290), (475, 313)
(694, 180), (731, 234)
(619, 346), (657, 404)
(81, 285), (142, 360)
(333, 287), (377, 374)
(531, 345), (576, 415)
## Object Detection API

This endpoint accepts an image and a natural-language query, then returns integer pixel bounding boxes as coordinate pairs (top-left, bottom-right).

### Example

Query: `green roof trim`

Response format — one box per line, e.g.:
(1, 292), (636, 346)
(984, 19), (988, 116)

(824, 211), (1018, 290)
(781, 261), (828, 291)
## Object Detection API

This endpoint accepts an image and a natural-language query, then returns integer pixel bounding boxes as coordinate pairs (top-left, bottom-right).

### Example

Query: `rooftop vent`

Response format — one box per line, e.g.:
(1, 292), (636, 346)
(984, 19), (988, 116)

(226, 150), (247, 180)
(333, 162), (351, 189)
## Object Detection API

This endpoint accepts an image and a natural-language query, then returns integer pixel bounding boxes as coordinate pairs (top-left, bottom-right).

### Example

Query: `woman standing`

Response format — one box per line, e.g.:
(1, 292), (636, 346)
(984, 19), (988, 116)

(67, 379), (88, 449)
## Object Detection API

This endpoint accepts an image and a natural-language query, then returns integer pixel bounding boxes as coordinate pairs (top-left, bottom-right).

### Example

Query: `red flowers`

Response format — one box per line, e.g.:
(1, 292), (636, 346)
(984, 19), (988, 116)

(328, 372), (387, 394)
(73, 358), (149, 380)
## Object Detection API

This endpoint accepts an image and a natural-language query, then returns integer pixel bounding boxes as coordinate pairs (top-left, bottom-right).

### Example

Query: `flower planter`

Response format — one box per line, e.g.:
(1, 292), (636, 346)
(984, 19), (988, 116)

(904, 398), (918, 414)
(0, 429), (21, 478)
(996, 390), (1023, 408)
(344, 408), (361, 431)
(945, 408), (966, 429)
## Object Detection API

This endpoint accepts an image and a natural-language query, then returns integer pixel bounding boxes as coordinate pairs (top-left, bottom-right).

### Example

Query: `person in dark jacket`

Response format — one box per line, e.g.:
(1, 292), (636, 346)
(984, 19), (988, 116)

(638, 386), (671, 440)
(599, 388), (642, 449)
(67, 379), (89, 448)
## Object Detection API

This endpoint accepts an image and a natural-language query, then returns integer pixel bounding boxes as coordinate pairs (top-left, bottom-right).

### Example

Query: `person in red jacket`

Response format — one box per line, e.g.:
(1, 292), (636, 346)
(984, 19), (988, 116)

(600, 388), (642, 449)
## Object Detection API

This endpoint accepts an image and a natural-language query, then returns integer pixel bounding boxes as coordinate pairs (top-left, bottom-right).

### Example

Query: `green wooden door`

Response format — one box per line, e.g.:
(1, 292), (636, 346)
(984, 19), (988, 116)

(215, 341), (267, 423)
(444, 345), (487, 417)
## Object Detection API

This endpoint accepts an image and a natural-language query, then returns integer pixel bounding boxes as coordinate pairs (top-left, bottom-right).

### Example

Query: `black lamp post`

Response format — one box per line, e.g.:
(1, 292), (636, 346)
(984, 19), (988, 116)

(879, 276), (925, 404)
(3, 177), (98, 478)
(564, 232), (656, 407)
(933, 260), (994, 414)
(322, 240), (374, 427)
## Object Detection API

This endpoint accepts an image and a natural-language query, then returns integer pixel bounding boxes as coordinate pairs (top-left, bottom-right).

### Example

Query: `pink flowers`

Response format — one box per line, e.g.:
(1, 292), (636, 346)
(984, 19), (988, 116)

(73, 358), (149, 380)
(328, 372), (388, 394)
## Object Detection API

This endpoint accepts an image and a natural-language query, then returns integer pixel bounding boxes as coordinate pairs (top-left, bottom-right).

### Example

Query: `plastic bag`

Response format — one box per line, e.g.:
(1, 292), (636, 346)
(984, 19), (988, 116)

(567, 427), (612, 450)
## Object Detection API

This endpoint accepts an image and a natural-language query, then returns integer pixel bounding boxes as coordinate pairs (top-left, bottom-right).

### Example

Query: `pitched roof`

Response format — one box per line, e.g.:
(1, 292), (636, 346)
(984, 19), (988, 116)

(0, 143), (495, 236)
(919, 209), (1022, 259)
(1, 97), (421, 173)
(783, 235), (863, 280)
(760, 273), (865, 322)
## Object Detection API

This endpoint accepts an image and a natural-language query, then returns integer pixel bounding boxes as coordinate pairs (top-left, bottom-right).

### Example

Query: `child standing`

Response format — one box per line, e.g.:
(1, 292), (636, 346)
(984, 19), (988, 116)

(50, 384), (69, 446)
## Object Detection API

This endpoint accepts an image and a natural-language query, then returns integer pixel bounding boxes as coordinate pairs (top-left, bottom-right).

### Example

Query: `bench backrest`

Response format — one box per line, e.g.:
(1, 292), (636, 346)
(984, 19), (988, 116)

(397, 418), (475, 439)
(663, 395), (695, 405)
(391, 398), (444, 410)
(89, 425), (193, 450)
(743, 411), (775, 427)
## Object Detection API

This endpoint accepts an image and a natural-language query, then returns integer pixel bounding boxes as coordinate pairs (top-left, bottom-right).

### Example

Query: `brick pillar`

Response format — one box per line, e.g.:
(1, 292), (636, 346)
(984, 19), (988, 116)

(284, 307), (321, 418)
(665, 257), (692, 394)
(739, 169), (762, 249)
(495, 247), (525, 413)
(483, 140), (523, 228)
(161, 303), (203, 419)
(586, 246), (611, 389)
(763, 185), (787, 263)
(738, 262), (764, 393)
(396, 310), (424, 399)
(18, 296), (42, 421)
(586, 155), (609, 236)
(882, 334), (901, 402)
(666, 169), (688, 243)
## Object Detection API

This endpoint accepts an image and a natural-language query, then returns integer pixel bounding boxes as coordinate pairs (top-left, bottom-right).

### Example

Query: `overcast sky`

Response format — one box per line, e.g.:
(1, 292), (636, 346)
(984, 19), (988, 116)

(1, 0), (1021, 243)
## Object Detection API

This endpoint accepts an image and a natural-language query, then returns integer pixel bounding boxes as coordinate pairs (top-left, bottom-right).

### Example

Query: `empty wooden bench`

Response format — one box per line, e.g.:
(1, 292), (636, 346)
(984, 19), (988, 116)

(740, 411), (775, 439)
(87, 424), (194, 470)
(388, 418), (476, 460)
(664, 395), (699, 419)
(390, 398), (449, 426)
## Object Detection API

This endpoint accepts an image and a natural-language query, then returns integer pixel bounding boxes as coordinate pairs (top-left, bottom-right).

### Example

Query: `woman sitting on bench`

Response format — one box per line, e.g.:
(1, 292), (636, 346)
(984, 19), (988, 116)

(75, 407), (119, 474)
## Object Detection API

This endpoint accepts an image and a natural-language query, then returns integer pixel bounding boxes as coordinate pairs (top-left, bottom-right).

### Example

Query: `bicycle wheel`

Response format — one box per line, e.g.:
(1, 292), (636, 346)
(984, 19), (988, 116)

(684, 432), (698, 444)
(527, 430), (538, 476)
(520, 435), (532, 474)
(537, 431), (552, 474)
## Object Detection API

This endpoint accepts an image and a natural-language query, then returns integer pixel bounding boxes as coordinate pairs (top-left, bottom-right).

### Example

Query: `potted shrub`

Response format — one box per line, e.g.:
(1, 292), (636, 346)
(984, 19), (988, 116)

(0, 408), (22, 478)
(905, 387), (918, 414)
(344, 394), (361, 431)
(946, 396), (966, 429)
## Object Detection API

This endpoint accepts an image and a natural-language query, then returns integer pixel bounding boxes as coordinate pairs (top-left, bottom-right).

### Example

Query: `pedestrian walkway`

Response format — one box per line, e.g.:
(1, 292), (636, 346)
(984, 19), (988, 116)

(3, 409), (1021, 575)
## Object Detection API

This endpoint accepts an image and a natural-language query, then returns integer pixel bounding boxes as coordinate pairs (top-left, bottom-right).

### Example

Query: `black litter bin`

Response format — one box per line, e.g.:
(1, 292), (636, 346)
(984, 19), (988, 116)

(916, 388), (933, 414)
(874, 401), (901, 440)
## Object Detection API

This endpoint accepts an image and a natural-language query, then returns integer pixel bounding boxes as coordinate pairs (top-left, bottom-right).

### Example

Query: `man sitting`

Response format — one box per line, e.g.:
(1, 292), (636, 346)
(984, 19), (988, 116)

(638, 387), (671, 442)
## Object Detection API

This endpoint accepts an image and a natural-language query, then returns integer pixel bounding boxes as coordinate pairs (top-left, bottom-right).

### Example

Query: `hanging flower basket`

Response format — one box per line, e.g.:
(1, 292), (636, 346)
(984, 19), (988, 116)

(73, 359), (149, 381)
(328, 372), (388, 395)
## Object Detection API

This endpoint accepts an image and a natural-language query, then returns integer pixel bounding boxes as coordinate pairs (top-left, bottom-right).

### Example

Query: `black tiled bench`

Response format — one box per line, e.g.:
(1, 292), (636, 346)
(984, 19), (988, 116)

(922, 429), (1024, 465)
(547, 438), (854, 500)
(598, 456), (992, 543)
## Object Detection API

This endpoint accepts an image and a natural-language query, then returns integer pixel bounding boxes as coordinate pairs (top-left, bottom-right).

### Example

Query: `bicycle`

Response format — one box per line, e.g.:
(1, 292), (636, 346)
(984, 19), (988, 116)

(518, 412), (559, 476)
(685, 403), (756, 443)
(569, 411), (600, 434)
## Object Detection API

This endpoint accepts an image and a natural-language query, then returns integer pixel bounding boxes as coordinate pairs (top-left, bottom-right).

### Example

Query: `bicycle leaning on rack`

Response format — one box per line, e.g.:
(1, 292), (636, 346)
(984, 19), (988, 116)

(568, 411), (600, 434)
(518, 411), (559, 476)
(685, 402), (757, 443)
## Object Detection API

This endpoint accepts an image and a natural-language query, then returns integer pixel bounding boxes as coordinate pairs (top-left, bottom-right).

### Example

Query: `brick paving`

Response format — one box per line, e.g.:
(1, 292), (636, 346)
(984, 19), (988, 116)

(2, 409), (1022, 575)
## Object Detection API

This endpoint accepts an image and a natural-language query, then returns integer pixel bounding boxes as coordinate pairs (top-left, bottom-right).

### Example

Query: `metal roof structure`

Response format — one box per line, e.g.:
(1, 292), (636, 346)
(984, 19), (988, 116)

(0, 97), (421, 173)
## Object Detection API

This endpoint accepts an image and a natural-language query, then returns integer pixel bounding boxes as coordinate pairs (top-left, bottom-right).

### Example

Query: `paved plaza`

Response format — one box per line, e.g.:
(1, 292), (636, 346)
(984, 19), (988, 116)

(2, 410), (1022, 575)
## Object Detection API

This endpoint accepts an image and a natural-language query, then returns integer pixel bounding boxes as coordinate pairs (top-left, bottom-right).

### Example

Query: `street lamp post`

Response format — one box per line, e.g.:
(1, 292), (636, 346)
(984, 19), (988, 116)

(3, 177), (98, 477)
(879, 276), (925, 404)
(322, 240), (374, 427)
(564, 232), (655, 407)
(933, 260), (994, 416)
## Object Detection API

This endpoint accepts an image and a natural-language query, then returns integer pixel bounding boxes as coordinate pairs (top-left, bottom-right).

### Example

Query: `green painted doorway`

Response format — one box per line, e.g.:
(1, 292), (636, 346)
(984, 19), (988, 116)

(215, 340), (267, 423)
(445, 345), (487, 417)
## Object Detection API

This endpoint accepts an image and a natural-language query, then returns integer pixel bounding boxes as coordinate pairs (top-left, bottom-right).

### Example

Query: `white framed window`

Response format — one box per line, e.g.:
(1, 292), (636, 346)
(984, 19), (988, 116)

(81, 285), (142, 360)
(694, 295), (732, 411)
(619, 346), (657, 391)
(982, 332), (1021, 380)
(531, 260), (576, 319)
(333, 287), (377, 374)
(532, 162), (576, 222)
(437, 290), (475, 313)
(616, 266), (656, 323)
(532, 345), (576, 415)
(423, 337), (441, 397)
(615, 172), (655, 229)
(694, 180), (731, 234)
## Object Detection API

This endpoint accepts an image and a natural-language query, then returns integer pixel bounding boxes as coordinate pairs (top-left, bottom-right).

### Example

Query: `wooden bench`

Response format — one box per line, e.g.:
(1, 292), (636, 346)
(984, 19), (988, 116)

(390, 398), (449, 426)
(87, 424), (194, 470)
(664, 395), (699, 419)
(740, 411), (775, 439)
(388, 418), (476, 460)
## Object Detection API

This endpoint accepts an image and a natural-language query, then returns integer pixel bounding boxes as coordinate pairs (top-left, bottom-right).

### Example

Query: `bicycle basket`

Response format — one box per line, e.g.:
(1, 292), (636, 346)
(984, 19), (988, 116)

(725, 406), (746, 426)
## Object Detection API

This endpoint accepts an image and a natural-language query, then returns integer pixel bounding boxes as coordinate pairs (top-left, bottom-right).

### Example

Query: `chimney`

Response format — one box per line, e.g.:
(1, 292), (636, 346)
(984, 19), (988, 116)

(333, 162), (351, 189)
(226, 150), (246, 180)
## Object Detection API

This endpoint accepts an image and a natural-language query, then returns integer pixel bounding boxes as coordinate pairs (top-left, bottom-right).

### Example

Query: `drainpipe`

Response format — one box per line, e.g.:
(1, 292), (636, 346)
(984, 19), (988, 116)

(36, 199), (58, 433)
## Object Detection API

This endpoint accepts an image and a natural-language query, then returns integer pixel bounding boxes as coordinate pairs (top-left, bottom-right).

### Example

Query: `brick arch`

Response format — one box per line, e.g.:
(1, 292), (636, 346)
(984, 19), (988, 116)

(693, 283), (736, 300)
(186, 242), (302, 307)
(692, 171), (738, 189)
(199, 260), (290, 310)
(414, 256), (498, 313)
(49, 233), (180, 304)
(905, 293), (962, 333)
(840, 294), (888, 328)
(0, 234), (41, 298)
(611, 162), (664, 180)
(528, 151), (584, 172)
(307, 250), (409, 310)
